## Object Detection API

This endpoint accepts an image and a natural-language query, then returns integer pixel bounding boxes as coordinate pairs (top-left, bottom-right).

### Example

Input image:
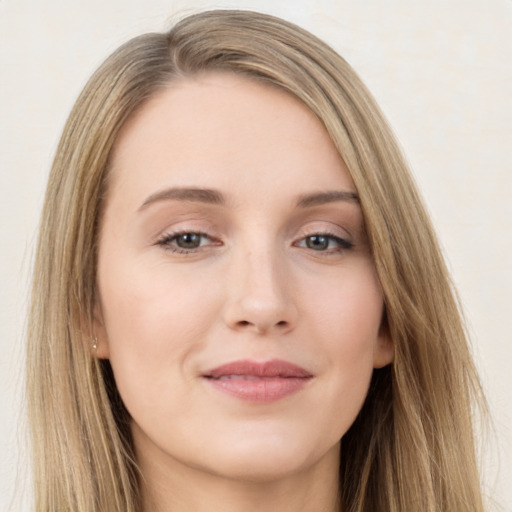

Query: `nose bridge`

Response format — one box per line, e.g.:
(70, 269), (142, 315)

(242, 245), (282, 300)
(223, 235), (297, 334)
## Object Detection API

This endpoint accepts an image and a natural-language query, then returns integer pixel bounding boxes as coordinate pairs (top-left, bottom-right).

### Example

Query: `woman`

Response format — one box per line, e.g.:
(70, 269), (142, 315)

(27, 9), (486, 512)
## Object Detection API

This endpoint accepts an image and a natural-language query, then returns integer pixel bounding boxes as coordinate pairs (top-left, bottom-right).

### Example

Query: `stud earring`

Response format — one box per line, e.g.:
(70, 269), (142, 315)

(92, 337), (98, 351)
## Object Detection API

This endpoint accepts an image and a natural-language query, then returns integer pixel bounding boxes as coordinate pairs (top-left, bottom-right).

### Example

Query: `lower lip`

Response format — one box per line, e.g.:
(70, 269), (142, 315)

(204, 377), (311, 403)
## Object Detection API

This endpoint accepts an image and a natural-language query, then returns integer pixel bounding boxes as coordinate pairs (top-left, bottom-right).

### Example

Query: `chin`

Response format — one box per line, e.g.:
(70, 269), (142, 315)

(195, 433), (337, 483)
(206, 454), (310, 483)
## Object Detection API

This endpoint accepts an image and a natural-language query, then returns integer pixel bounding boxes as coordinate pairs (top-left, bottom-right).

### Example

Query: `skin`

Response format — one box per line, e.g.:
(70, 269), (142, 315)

(94, 73), (393, 512)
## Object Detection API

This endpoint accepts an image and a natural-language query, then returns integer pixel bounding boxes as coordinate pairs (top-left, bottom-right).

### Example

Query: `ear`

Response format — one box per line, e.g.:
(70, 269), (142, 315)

(91, 299), (110, 359)
(373, 315), (394, 368)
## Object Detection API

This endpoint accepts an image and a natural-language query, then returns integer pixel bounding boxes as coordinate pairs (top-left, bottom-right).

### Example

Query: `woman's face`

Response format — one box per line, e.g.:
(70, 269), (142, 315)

(95, 73), (393, 482)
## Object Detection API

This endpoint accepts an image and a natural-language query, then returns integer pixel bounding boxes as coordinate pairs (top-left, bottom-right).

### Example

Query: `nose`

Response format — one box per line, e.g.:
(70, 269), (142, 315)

(222, 247), (298, 335)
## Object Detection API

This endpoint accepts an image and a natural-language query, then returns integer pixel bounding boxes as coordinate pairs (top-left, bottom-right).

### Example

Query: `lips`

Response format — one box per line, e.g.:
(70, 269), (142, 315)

(202, 359), (313, 402)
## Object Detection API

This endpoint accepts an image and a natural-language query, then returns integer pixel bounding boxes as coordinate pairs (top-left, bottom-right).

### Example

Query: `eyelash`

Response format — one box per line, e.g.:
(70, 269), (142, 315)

(156, 230), (218, 254)
(293, 231), (354, 254)
(155, 230), (354, 255)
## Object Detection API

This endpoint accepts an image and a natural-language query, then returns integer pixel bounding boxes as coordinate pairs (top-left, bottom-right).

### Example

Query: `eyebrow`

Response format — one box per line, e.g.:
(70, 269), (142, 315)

(139, 187), (225, 211)
(296, 190), (359, 208)
(138, 186), (359, 211)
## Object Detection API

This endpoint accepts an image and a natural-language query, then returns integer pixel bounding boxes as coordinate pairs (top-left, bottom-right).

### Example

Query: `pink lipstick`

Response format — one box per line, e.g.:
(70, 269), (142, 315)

(202, 359), (313, 403)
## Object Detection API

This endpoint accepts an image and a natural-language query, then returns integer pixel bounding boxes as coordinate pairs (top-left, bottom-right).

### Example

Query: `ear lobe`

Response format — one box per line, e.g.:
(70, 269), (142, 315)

(373, 317), (394, 369)
(91, 301), (110, 359)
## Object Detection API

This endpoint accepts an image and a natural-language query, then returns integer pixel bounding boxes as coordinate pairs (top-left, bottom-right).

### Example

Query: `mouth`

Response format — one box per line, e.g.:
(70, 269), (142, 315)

(202, 359), (313, 403)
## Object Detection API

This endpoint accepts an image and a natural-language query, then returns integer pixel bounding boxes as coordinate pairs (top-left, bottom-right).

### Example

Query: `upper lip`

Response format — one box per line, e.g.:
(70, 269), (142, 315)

(203, 359), (313, 379)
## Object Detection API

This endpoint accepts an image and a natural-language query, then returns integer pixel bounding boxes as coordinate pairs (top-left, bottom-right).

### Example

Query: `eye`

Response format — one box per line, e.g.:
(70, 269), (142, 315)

(295, 233), (354, 252)
(156, 231), (218, 253)
(173, 233), (205, 249)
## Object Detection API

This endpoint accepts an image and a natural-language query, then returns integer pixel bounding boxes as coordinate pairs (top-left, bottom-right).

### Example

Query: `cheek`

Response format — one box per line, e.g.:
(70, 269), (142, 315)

(303, 261), (384, 353)
(97, 256), (223, 408)
(99, 253), (222, 343)
(299, 263), (383, 429)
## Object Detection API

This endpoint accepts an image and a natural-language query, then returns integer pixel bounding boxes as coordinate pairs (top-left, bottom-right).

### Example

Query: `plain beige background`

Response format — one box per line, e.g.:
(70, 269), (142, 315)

(1, 1), (510, 510)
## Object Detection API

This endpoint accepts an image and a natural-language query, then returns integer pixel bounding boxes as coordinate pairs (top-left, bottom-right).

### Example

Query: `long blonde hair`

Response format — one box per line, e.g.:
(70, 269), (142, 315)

(27, 9), (486, 511)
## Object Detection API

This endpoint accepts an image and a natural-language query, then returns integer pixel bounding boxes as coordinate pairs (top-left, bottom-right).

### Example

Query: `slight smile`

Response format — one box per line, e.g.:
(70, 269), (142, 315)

(202, 359), (314, 403)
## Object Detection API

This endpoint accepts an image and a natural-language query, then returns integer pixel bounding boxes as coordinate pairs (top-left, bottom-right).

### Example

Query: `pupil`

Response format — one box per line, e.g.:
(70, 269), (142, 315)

(177, 233), (201, 249)
(306, 235), (328, 250)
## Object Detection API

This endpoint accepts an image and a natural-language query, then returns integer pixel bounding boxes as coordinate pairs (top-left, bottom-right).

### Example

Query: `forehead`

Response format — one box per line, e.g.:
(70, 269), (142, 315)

(107, 72), (355, 208)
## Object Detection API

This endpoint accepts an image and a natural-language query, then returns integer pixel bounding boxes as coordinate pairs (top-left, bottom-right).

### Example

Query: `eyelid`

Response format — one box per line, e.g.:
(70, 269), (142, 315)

(291, 221), (355, 253)
(154, 229), (222, 254)
(294, 221), (352, 240)
(293, 232), (354, 250)
(151, 220), (356, 255)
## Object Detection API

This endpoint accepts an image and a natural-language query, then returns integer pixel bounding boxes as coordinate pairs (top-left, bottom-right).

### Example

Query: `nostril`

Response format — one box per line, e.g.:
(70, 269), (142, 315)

(235, 319), (288, 330)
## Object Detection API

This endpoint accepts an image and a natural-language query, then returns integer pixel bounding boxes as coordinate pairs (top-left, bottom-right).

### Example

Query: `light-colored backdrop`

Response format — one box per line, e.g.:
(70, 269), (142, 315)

(1, 1), (510, 510)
